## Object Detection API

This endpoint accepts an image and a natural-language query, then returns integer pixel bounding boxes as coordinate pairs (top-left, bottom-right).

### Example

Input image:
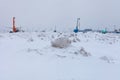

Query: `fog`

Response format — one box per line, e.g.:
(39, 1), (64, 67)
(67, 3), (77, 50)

(0, 0), (120, 31)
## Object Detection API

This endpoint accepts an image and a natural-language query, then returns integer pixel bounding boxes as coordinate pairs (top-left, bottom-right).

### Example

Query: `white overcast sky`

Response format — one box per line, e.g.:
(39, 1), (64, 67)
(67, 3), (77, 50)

(0, 0), (120, 30)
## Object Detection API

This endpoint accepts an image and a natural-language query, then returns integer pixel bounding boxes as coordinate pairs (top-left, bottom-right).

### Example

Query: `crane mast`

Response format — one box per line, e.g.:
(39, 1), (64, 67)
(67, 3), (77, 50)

(74, 18), (80, 33)
(13, 17), (16, 32)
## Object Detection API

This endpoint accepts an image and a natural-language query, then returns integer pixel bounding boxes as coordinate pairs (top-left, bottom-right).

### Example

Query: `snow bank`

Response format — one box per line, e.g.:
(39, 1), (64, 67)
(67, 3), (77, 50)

(0, 32), (120, 80)
(51, 37), (71, 48)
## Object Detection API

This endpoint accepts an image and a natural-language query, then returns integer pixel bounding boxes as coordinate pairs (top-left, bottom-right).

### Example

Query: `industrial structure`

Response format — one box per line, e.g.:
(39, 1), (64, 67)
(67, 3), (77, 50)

(74, 18), (80, 33)
(12, 17), (17, 32)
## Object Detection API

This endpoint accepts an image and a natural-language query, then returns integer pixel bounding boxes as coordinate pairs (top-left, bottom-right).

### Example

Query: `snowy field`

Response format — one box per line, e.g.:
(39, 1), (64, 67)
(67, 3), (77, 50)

(0, 31), (120, 80)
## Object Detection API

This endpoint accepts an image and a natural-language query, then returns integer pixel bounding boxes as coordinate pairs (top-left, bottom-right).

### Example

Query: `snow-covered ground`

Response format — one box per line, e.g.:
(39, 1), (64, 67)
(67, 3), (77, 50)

(0, 31), (120, 80)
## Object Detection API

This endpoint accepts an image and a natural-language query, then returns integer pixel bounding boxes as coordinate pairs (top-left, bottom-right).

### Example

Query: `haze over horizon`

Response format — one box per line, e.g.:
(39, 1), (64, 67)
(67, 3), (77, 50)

(0, 0), (120, 31)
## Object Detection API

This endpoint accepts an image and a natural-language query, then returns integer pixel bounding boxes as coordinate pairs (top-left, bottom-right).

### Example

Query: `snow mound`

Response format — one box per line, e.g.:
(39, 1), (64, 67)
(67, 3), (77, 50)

(51, 37), (71, 48)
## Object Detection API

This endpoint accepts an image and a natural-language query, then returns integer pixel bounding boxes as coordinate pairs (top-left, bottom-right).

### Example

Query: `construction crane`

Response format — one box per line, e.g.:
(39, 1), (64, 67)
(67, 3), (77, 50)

(13, 17), (17, 32)
(10, 17), (20, 33)
(74, 18), (80, 33)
